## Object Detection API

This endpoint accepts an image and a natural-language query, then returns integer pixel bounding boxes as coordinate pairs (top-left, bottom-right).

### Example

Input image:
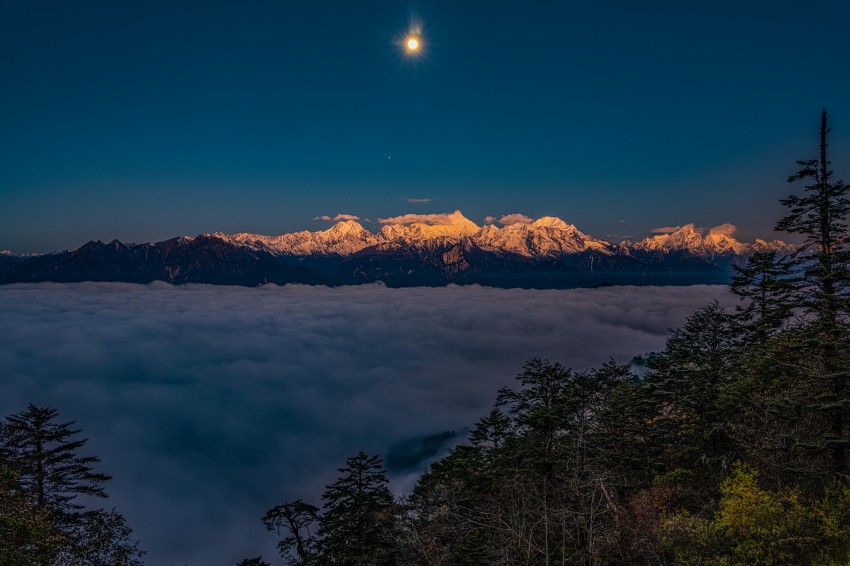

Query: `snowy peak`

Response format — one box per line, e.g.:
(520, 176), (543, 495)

(704, 231), (746, 254)
(323, 219), (367, 237)
(217, 219), (379, 257)
(377, 210), (480, 241)
(663, 224), (705, 250)
(319, 220), (373, 245)
(530, 216), (571, 230)
(752, 238), (796, 254)
(631, 224), (721, 254)
(628, 223), (779, 256)
(477, 216), (612, 257)
(210, 211), (788, 260)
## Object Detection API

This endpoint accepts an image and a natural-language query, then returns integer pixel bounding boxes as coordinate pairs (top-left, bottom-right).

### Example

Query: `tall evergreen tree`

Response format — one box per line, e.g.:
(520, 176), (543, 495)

(319, 452), (396, 565)
(776, 110), (850, 476)
(777, 109), (850, 327)
(0, 404), (110, 516)
(0, 405), (143, 565)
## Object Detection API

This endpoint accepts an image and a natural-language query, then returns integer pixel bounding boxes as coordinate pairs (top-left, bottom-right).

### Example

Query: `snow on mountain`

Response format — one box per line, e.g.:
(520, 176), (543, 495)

(704, 231), (747, 254)
(211, 213), (788, 260)
(217, 220), (378, 256)
(631, 224), (706, 253)
(751, 238), (797, 254)
(376, 210), (481, 242)
(628, 224), (789, 256)
(476, 217), (613, 257)
(0, 250), (49, 258)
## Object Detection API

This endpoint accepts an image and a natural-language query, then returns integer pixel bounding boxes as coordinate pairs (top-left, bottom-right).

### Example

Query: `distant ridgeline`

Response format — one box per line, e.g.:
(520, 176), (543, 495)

(0, 215), (792, 288)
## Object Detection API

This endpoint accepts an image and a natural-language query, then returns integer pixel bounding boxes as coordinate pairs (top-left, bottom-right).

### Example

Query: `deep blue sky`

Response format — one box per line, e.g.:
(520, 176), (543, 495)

(1, 0), (848, 252)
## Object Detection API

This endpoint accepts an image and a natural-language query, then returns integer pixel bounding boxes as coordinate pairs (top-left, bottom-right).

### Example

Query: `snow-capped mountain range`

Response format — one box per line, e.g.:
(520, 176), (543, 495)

(212, 211), (791, 259)
(0, 211), (794, 289)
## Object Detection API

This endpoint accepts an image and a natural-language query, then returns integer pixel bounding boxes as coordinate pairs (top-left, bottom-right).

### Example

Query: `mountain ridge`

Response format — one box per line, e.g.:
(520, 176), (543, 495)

(0, 212), (795, 289)
(211, 212), (792, 260)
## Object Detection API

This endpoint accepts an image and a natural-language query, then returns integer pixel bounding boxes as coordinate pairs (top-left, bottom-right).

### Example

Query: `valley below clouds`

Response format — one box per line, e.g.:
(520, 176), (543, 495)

(0, 282), (736, 565)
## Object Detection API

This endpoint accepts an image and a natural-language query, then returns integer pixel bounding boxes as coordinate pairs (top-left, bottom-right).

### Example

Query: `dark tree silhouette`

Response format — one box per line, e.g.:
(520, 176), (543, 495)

(777, 110), (850, 327)
(731, 250), (799, 343)
(776, 110), (850, 476)
(262, 499), (320, 565)
(0, 404), (110, 516)
(0, 405), (143, 565)
(319, 452), (396, 565)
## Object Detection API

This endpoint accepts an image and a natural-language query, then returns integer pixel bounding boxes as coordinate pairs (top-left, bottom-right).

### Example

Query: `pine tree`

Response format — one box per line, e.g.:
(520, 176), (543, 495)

(0, 405), (144, 565)
(0, 404), (110, 516)
(777, 110), (850, 328)
(776, 110), (850, 476)
(319, 452), (396, 565)
(731, 250), (799, 343)
(468, 408), (512, 461)
(644, 303), (739, 476)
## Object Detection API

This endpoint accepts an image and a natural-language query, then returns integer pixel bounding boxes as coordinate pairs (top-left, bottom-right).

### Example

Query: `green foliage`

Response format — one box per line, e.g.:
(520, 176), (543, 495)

(0, 466), (63, 566)
(0, 405), (144, 566)
(0, 404), (110, 514)
(645, 302), (739, 478)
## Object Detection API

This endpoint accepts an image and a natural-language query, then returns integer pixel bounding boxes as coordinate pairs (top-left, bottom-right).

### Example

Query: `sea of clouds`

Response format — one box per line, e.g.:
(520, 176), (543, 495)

(0, 282), (737, 565)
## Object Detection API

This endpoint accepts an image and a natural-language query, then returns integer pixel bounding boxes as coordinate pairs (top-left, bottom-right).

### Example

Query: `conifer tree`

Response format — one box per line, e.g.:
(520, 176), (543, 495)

(777, 110), (850, 327)
(0, 405), (144, 565)
(730, 250), (799, 343)
(468, 408), (512, 460)
(644, 303), (739, 475)
(319, 452), (396, 565)
(0, 404), (110, 516)
(776, 110), (850, 475)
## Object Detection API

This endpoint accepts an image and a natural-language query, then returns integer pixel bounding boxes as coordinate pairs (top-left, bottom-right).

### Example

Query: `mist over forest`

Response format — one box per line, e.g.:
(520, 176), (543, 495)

(0, 283), (733, 564)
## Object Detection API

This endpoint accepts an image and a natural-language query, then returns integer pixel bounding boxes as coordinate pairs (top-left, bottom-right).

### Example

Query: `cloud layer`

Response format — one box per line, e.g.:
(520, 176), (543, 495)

(708, 223), (738, 235)
(312, 213), (360, 222)
(498, 213), (534, 226)
(648, 223), (739, 236)
(378, 210), (467, 226)
(0, 283), (736, 564)
(649, 225), (685, 234)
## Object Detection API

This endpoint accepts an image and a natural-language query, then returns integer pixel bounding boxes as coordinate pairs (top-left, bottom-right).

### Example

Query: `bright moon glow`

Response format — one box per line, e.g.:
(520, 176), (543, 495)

(406, 37), (419, 51)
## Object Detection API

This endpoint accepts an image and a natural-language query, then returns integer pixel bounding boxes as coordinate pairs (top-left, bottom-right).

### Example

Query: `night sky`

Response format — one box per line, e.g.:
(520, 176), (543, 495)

(1, 0), (848, 253)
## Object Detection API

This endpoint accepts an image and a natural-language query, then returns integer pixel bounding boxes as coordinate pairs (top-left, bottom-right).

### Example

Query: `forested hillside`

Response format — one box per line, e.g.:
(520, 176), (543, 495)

(245, 113), (850, 566)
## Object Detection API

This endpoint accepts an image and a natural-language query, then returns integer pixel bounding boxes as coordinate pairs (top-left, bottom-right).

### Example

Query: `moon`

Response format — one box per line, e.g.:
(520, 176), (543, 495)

(406, 36), (420, 52)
